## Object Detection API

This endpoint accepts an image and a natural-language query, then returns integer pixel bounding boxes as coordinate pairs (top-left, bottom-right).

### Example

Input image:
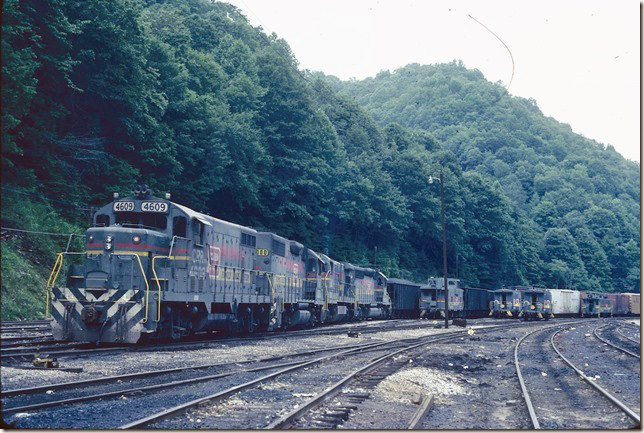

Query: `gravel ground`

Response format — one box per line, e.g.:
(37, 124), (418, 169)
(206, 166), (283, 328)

(150, 350), (389, 429)
(342, 331), (532, 429)
(1, 317), (639, 429)
(1, 333), (379, 391)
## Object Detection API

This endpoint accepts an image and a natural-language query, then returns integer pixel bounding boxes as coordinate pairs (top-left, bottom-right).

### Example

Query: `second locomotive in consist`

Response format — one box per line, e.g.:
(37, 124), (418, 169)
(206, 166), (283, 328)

(48, 186), (390, 343)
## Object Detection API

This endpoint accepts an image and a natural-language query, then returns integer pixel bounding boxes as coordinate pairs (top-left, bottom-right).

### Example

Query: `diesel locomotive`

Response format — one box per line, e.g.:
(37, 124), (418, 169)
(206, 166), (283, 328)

(47, 186), (390, 343)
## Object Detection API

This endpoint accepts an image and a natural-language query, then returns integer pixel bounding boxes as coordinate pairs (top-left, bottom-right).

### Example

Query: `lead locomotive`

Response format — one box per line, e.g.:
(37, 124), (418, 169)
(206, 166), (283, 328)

(48, 185), (390, 343)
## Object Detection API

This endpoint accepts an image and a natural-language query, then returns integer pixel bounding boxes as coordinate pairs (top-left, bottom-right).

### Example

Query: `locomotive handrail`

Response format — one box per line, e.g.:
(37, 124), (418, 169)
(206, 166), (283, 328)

(151, 256), (168, 322)
(168, 235), (190, 257)
(46, 251), (87, 317)
(112, 253), (151, 324)
(45, 253), (63, 317)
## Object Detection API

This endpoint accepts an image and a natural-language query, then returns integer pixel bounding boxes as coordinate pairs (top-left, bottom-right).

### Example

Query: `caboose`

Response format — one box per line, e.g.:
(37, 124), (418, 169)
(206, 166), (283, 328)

(419, 277), (464, 318)
(491, 288), (522, 318)
(580, 291), (612, 317)
(520, 288), (552, 320)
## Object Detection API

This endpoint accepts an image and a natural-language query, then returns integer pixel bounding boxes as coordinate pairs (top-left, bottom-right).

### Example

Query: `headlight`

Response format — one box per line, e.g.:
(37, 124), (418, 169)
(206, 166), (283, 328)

(105, 243), (113, 250)
(105, 235), (113, 243)
(133, 235), (141, 244)
(88, 235), (94, 242)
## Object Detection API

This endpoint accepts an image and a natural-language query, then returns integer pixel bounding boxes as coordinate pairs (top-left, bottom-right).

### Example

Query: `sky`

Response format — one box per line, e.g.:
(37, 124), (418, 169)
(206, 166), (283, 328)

(224, 0), (640, 163)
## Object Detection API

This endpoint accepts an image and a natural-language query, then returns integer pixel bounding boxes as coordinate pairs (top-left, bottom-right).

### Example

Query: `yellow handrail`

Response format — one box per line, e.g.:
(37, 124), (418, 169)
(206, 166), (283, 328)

(112, 253), (151, 323)
(45, 253), (64, 317)
(151, 256), (167, 322)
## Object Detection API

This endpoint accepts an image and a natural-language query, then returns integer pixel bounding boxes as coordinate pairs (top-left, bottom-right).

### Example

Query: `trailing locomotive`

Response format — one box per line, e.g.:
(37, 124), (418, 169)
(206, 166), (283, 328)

(47, 186), (390, 343)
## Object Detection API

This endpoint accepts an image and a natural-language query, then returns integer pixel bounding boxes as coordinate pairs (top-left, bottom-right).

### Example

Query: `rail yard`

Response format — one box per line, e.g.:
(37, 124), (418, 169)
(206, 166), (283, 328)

(1, 317), (639, 429)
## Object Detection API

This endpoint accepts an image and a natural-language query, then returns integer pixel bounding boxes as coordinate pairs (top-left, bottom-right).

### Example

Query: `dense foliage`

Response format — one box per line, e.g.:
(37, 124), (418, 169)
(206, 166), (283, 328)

(1, 0), (639, 319)
(322, 62), (640, 291)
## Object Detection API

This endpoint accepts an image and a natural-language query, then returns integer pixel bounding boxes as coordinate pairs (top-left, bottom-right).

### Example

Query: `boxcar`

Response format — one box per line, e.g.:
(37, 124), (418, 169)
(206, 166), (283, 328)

(386, 278), (421, 318)
(463, 287), (493, 318)
(547, 289), (581, 317)
(621, 293), (641, 316)
(604, 293), (622, 316)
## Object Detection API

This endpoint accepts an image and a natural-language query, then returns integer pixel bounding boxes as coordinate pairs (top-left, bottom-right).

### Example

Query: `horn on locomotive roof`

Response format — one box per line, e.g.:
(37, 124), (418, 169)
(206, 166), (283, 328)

(133, 184), (153, 199)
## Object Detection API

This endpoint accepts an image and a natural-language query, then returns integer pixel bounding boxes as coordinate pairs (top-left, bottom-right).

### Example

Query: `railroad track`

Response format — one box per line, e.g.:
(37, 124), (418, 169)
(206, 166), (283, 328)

(0, 317), (455, 364)
(616, 325), (640, 345)
(3, 318), (611, 429)
(117, 321), (548, 430)
(2, 339), (401, 415)
(515, 322), (639, 429)
(116, 326), (484, 429)
(593, 323), (640, 359)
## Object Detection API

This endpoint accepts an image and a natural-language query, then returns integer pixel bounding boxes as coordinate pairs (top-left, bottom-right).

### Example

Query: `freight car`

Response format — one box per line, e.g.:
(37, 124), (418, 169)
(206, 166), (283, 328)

(606, 293), (640, 317)
(386, 279), (421, 318)
(620, 293), (640, 316)
(546, 289), (581, 317)
(520, 288), (552, 320)
(420, 277), (464, 318)
(462, 287), (493, 318)
(47, 186), (391, 343)
(580, 291), (612, 317)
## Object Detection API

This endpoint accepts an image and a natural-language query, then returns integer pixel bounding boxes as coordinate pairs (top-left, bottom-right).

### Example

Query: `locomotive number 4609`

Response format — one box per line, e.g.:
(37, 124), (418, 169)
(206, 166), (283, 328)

(141, 201), (169, 213)
(113, 201), (135, 212)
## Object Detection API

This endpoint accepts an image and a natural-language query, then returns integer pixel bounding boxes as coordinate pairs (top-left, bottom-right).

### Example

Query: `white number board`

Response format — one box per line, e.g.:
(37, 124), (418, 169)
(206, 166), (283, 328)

(113, 201), (134, 212)
(141, 201), (169, 213)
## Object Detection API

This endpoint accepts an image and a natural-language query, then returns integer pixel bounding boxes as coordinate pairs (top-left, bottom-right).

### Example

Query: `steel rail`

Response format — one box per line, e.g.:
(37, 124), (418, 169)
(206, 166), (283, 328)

(513, 326), (557, 429)
(616, 326), (640, 345)
(551, 328), (640, 424)
(117, 340), (395, 429)
(264, 322), (551, 430)
(0, 345), (129, 363)
(0, 342), (89, 356)
(593, 324), (640, 359)
(0, 320), (51, 326)
(0, 339), (399, 398)
(2, 359), (309, 414)
(0, 320), (434, 364)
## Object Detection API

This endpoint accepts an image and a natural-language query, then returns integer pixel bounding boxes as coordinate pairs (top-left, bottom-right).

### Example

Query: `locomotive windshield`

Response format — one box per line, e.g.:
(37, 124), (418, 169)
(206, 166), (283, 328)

(112, 211), (168, 231)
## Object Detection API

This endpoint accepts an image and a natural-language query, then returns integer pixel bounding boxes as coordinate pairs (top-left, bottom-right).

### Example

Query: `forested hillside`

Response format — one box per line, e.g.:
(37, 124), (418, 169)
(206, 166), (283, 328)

(1, 0), (639, 317)
(322, 62), (640, 292)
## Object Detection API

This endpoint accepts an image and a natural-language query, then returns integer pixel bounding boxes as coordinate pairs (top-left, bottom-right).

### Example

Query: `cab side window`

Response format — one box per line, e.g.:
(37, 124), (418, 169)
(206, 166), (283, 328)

(192, 219), (204, 245)
(173, 216), (187, 238)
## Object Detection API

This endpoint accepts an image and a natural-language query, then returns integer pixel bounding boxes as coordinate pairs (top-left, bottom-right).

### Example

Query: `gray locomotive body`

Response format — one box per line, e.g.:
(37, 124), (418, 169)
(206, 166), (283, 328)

(49, 187), (390, 343)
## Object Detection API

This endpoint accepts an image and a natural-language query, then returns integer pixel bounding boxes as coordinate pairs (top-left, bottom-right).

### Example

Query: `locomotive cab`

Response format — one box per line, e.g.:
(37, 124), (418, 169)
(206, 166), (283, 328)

(49, 185), (197, 343)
